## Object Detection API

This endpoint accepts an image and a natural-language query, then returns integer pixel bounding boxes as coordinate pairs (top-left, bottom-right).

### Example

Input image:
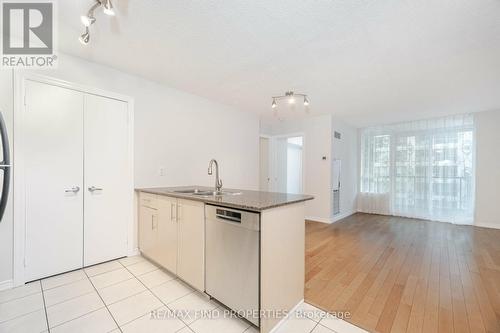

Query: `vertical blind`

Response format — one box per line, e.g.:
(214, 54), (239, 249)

(359, 114), (475, 224)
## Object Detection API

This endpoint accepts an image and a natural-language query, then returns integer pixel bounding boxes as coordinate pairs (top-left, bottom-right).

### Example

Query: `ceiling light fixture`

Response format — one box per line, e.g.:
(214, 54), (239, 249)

(271, 91), (310, 114)
(78, 0), (115, 45)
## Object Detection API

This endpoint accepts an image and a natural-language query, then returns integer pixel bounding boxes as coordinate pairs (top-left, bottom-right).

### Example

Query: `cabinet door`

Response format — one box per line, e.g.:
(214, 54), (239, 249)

(157, 196), (178, 274)
(83, 94), (131, 266)
(139, 204), (158, 260)
(23, 80), (84, 281)
(177, 199), (205, 291)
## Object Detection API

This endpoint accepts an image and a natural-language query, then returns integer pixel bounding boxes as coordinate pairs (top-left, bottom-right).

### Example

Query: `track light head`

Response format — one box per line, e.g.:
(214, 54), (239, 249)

(79, 28), (90, 45)
(285, 91), (295, 104)
(81, 14), (96, 27)
(271, 99), (277, 109)
(102, 0), (115, 16)
(303, 96), (310, 106)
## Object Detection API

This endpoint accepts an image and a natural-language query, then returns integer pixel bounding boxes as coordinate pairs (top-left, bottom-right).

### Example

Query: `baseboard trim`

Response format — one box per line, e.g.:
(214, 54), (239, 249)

(332, 211), (355, 223)
(473, 221), (500, 230)
(305, 216), (332, 224)
(127, 247), (140, 256)
(268, 299), (304, 333)
(0, 279), (13, 291)
(306, 211), (356, 224)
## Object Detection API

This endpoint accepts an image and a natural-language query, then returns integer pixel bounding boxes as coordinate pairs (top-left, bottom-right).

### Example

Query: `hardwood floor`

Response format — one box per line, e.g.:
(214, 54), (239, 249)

(305, 213), (500, 333)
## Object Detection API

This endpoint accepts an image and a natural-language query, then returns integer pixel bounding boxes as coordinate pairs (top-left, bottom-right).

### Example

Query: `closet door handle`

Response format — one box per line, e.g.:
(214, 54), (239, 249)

(88, 186), (103, 192)
(65, 186), (80, 193)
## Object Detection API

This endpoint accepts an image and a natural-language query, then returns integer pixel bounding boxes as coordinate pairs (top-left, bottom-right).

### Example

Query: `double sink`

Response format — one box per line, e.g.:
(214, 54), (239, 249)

(173, 188), (241, 197)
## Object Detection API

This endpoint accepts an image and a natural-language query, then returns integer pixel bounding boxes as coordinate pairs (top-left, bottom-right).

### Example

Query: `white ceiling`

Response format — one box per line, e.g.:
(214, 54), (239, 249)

(58, 0), (500, 127)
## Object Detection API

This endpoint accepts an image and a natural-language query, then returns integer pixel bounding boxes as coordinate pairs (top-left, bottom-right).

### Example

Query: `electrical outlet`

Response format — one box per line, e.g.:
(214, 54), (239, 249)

(159, 167), (166, 176)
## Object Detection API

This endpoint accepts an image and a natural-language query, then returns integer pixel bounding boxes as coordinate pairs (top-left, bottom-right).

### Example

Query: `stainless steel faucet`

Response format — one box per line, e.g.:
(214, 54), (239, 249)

(208, 159), (223, 193)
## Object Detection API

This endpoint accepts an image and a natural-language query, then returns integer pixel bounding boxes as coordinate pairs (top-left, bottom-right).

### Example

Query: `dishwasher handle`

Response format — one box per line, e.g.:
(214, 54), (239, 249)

(206, 205), (260, 231)
(216, 213), (241, 223)
(216, 208), (241, 223)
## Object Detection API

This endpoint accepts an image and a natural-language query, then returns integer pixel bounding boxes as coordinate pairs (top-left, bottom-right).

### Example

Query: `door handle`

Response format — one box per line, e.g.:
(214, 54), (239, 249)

(65, 186), (80, 193)
(88, 186), (103, 192)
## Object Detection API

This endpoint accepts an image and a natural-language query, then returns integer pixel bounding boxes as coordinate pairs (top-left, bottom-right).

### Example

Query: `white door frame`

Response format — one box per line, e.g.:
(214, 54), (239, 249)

(268, 132), (305, 193)
(13, 72), (135, 286)
(259, 135), (271, 191)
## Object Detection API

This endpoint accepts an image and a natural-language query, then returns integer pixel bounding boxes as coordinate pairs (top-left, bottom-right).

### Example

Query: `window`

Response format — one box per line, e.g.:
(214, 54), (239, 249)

(361, 134), (390, 193)
(359, 114), (475, 224)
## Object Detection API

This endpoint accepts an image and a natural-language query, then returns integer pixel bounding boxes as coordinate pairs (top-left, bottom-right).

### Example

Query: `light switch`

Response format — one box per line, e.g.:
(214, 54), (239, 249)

(159, 167), (166, 176)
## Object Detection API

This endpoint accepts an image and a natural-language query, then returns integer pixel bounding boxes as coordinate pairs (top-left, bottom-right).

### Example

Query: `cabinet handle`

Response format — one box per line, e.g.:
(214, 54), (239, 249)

(177, 204), (182, 222)
(151, 215), (157, 229)
(170, 203), (176, 221)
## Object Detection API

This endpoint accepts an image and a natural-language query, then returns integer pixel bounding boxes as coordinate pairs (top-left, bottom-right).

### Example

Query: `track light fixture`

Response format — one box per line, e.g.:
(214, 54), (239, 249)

(270, 91), (310, 114)
(78, 0), (115, 45)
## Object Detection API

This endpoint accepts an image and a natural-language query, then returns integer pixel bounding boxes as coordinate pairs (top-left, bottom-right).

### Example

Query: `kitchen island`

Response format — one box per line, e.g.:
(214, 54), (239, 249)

(136, 186), (313, 333)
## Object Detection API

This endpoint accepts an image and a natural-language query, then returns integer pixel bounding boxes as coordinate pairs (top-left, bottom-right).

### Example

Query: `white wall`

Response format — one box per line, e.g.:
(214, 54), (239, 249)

(261, 115), (333, 221)
(474, 109), (500, 229)
(27, 54), (260, 189)
(331, 117), (358, 221)
(0, 52), (259, 287)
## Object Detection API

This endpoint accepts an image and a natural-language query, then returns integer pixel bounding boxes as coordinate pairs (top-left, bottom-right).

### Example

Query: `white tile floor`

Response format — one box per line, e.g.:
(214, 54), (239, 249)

(0, 256), (368, 333)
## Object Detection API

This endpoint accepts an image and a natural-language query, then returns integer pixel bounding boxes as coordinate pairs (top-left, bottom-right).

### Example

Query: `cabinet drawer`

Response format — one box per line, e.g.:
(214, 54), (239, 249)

(140, 192), (158, 209)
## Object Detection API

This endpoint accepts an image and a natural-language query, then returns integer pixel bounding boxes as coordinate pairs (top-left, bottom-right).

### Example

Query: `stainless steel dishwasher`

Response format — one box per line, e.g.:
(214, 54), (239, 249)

(205, 205), (260, 326)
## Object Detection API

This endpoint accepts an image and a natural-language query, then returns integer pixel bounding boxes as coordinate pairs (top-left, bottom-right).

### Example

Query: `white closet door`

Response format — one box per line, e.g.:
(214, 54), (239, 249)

(84, 94), (130, 266)
(24, 80), (84, 281)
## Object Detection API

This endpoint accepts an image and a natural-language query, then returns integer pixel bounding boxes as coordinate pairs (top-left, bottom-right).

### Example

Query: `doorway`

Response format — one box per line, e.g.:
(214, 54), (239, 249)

(263, 134), (304, 194)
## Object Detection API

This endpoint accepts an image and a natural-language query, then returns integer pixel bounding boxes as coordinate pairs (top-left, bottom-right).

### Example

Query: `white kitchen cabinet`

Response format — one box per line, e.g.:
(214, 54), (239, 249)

(138, 194), (205, 291)
(176, 198), (205, 291)
(157, 195), (178, 274)
(139, 194), (158, 260)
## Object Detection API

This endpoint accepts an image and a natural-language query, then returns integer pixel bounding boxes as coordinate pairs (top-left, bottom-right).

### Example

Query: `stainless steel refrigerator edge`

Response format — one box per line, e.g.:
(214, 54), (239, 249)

(0, 112), (11, 222)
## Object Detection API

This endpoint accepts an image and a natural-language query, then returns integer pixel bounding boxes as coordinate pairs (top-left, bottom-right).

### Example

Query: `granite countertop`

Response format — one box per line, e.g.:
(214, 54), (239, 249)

(136, 186), (314, 212)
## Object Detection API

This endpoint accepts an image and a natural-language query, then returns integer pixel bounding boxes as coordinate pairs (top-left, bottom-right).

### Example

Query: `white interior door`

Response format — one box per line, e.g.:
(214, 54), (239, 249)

(83, 94), (130, 266)
(24, 80), (84, 281)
